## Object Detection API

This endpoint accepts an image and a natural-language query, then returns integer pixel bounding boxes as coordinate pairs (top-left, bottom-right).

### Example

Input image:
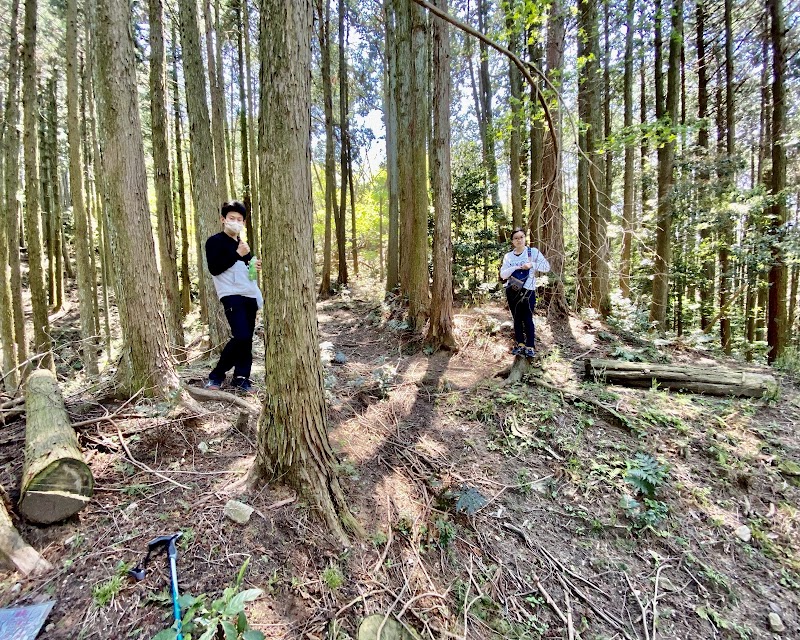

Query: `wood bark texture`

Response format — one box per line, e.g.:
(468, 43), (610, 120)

(20, 370), (93, 523)
(94, 0), (180, 396)
(585, 359), (777, 398)
(256, 0), (359, 543)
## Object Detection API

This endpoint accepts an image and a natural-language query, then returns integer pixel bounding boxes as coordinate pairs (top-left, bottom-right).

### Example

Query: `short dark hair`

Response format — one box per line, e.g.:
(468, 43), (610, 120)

(511, 227), (526, 239)
(221, 200), (247, 219)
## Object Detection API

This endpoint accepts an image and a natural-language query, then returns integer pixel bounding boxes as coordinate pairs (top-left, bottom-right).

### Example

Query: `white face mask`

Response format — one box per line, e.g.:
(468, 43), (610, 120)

(224, 220), (244, 235)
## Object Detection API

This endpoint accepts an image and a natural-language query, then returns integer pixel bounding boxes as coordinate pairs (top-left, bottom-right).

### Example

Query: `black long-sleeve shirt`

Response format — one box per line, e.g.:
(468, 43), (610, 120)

(205, 232), (252, 276)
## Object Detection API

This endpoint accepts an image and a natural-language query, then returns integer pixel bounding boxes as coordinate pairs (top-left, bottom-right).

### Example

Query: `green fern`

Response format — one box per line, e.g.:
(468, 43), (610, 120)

(624, 453), (668, 498)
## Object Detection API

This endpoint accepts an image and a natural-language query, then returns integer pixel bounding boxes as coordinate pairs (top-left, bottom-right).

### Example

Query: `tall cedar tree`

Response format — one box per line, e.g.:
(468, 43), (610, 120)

(426, 0), (456, 351)
(66, 0), (99, 375)
(22, 0), (52, 370)
(255, 0), (360, 543)
(766, 0), (787, 362)
(0, 0), (21, 390)
(149, 0), (185, 355)
(94, 0), (181, 397)
(650, 0), (682, 330)
(178, 0), (228, 348)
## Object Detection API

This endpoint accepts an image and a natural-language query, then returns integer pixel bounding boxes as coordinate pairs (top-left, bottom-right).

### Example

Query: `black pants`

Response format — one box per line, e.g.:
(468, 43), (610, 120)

(505, 287), (536, 348)
(210, 295), (258, 381)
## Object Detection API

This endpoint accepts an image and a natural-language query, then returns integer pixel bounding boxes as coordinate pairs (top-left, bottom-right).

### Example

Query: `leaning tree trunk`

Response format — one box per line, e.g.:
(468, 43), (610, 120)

(0, 490), (52, 575)
(426, 0), (456, 351)
(505, 0), (523, 229)
(94, 0), (182, 397)
(66, 0), (99, 376)
(19, 370), (93, 523)
(22, 0), (52, 370)
(149, 0), (185, 356)
(178, 0), (228, 349)
(256, 0), (359, 544)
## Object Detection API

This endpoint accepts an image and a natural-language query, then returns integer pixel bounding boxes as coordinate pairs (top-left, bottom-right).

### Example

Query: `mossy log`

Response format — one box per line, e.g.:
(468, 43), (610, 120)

(0, 490), (52, 575)
(585, 359), (777, 398)
(19, 370), (93, 524)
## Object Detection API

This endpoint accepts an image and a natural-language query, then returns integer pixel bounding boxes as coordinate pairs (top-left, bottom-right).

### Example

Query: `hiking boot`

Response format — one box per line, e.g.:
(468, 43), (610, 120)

(524, 347), (536, 359)
(511, 343), (525, 356)
(204, 376), (223, 390)
(231, 377), (254, 393)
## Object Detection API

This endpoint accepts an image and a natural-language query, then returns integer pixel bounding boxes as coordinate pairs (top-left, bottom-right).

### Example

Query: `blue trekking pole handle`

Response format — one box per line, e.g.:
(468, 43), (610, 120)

(169, 554), (183, 640)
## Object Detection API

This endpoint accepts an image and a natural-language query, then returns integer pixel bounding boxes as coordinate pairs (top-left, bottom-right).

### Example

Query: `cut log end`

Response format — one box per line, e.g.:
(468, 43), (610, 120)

(19, 490), (92, 525)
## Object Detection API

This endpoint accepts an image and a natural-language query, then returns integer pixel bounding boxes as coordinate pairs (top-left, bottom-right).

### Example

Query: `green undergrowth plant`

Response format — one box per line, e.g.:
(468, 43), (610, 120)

(92, 561), (131, 607)
(620, 453), (670, 532)
(152, 559), (264, 640)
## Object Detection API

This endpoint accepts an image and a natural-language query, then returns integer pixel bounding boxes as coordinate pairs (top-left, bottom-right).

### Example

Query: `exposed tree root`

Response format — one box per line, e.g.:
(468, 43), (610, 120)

(180, 382), (260, 416)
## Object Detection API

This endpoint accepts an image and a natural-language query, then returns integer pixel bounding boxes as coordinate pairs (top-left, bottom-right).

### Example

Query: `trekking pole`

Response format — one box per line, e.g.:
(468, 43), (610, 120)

(129, 533), (184, 640)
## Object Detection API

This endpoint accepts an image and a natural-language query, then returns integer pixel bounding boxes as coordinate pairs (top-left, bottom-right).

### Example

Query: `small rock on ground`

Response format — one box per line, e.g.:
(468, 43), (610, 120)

(224, 499), (254, 525)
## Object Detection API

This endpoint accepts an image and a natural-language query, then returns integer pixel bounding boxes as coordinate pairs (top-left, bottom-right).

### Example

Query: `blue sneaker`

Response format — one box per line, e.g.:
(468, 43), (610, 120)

(511, 343), (525, 356)
(524, 347), (536, 359)
(231, 377), (254, 393)
(204, 376), (223, 390)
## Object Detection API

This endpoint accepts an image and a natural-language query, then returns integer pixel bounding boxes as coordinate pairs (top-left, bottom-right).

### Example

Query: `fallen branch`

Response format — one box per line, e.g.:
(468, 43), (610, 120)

(181, 383), (260, 415)
(116, 428), (191, 490)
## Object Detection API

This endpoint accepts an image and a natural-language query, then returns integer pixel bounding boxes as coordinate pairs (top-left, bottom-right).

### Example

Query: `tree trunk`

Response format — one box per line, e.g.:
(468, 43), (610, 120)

(476, 0), (501, 219)
(347, 129), (359, 277)
(203, 0), (229, 204)
(585, 359), (777, 398)
(766, 0), (786, 363)
(696, 0), (714, 330)
(255, 0), (359, 544)
(505, 0), (522, 229)
(236, 0), (256, 258)
(43, 76), (63, 312)
(384, 0), (400, 292)
(718, 0), (734, 353)
(539, 0), (568, 316)
(337, 0), (350, 287)
(22, 0), (52, 370)
(407, 3), (430, 330)
(178, 0), (227, 348)
(171, 25), (192, 319)
(149, 0), (185, 356)
(94, 0), (181, 397)
(0, 0), (21, 390)
(66, 0), (99, 376)
(242, 0), (260, 246)
(19, 370), (93, 523)
(82, 38), (111, 354)
(426, 0), (456, 351)
(527, 36), (543, 247)
(316, 0), (335, 297)
(620, 0), (635, 297)
(649, 0), (681, 331)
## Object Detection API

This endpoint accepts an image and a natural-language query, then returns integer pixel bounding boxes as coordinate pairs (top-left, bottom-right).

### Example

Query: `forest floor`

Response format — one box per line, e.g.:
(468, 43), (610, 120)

(1, 280), (800, 640)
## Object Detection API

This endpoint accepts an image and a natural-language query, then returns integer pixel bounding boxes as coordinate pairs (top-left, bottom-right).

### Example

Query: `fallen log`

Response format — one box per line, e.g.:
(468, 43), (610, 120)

(585, 359), (777, 398)
(19, 370), (94, 524)
(0, 488), (52, 575)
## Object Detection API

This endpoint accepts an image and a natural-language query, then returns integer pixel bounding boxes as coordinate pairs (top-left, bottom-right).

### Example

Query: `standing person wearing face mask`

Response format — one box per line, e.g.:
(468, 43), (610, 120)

(204, 201), (263, 392)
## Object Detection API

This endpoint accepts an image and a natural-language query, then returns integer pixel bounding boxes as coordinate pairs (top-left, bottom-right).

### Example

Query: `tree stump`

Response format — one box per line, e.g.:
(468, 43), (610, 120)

(0, 488), (52, 575)
(19, 370), (93, 524)
(584, 358), (777, 398)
